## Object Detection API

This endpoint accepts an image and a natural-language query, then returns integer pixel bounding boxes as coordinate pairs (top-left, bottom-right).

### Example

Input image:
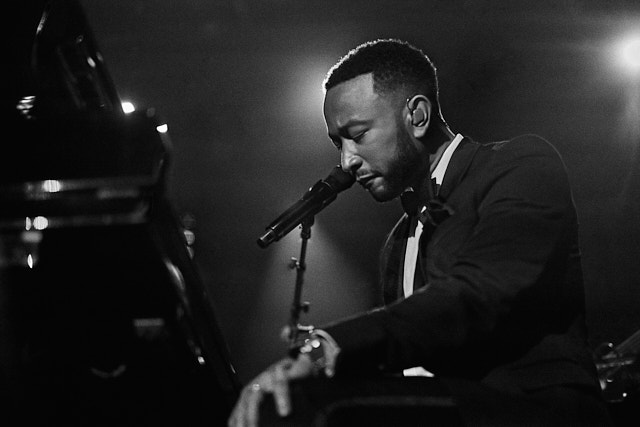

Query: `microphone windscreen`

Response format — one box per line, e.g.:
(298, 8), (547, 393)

(325, 165), (355, 192)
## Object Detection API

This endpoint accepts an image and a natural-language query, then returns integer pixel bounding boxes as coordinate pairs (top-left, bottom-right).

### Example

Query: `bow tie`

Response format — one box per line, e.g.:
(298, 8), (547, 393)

(400, 190), (454, 227)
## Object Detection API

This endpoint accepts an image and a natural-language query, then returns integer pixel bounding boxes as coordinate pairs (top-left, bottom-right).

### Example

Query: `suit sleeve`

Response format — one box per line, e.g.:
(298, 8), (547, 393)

(322, 137), (581, 376)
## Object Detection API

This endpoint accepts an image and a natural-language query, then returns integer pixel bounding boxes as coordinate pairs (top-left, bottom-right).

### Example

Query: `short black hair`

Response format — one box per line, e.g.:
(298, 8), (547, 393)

(323, 39), (441, 113)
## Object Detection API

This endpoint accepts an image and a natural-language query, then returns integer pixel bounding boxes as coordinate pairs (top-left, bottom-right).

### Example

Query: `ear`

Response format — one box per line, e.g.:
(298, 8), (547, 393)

(406, 95), (432, 139)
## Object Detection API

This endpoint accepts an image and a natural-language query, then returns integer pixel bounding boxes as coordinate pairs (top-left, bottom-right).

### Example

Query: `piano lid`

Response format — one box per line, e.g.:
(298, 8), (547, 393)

(29, 0), (122, 116)
(4, 0), (170, 229)
(2, 2), (241, 425)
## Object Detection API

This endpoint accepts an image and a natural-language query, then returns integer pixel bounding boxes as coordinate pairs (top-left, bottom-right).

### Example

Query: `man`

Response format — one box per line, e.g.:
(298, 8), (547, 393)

(228, 39), (611, 426)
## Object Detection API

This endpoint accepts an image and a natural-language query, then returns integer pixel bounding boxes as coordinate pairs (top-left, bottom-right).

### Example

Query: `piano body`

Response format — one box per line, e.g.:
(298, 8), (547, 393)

(1, 1), (240, 425)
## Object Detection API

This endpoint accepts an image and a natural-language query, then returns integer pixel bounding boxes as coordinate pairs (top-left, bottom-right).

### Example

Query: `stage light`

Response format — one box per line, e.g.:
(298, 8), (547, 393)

(617, 35), (640, 74)
(42, 179), (61, 193)
(33, 216), (49, 230)
(121, 101), (135, 113)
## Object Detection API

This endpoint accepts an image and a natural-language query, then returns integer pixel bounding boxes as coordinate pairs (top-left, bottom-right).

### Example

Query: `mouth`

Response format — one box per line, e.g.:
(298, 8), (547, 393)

(357, 175), (374, 189)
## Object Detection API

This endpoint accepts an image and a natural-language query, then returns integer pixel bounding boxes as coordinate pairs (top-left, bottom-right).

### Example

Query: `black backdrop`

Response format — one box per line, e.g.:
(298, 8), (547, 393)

(13, 0), (640, 387)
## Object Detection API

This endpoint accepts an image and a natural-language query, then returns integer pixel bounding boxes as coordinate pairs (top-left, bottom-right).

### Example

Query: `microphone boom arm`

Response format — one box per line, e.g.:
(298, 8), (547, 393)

(286, 215), (314, 350)
(254, 166), (354, 347)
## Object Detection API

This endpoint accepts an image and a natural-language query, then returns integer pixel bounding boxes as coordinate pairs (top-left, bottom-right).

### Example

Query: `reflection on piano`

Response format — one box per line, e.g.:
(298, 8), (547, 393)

(1, 1), (240, 425)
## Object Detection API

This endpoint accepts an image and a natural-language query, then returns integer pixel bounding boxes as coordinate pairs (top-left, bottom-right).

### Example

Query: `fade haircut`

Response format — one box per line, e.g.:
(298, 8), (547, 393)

(323, 39), (442, 118)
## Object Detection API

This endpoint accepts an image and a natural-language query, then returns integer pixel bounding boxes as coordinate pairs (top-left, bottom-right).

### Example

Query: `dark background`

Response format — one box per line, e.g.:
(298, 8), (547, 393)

(73, 0), (640, 385)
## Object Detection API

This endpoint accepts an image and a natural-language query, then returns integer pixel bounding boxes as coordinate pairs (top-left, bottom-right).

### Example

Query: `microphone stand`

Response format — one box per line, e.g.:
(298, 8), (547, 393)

(286, 215), (314, 353)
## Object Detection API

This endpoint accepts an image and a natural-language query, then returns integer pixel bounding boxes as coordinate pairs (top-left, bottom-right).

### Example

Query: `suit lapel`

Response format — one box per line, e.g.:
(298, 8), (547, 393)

(381, 214), (411, 304)
(415, 138), (480, 292)
(382, 137), (481, 303)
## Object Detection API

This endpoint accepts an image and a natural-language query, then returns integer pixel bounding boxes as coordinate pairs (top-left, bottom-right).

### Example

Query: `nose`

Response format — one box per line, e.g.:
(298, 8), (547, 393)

(340, 141), (362, 174)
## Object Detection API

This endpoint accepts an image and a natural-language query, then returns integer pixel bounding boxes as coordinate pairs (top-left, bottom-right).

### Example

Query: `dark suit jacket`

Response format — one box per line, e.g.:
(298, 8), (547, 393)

(323, 134), (601, 395)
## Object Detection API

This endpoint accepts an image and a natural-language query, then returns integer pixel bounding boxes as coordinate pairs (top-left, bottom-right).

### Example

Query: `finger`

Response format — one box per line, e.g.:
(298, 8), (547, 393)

(227, 406), (235, 427)
(287, 354), (315, 379)
(228, 382), (261, 427)
(228, 397), (245, 427)
(228, 403), (243, 427)
(245, 382), (264, 427)
(279, 325), (291, 342)
(272, 361), (291, 417)
(228, 392), (247, 427)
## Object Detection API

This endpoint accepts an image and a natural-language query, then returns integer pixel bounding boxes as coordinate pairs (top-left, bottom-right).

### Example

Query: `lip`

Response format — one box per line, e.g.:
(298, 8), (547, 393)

(357, 175), (374, 188)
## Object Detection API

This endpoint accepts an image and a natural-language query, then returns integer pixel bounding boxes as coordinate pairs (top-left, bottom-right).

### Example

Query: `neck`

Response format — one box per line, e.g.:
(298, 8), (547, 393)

(410, 124), (456, 203)
(429, 126), (456, 173)
(425, 120), (455, 151)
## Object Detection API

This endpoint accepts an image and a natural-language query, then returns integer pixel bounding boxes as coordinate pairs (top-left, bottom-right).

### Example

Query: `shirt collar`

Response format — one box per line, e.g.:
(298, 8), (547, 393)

(431, 133), (464, 186)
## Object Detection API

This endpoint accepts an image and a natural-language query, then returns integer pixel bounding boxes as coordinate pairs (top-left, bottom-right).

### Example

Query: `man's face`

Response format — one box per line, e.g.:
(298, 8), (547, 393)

(323, 73), (425, 202)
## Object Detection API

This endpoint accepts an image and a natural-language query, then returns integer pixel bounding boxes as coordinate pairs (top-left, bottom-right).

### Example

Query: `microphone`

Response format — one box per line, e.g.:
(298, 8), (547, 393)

(257, 166), (355, 248)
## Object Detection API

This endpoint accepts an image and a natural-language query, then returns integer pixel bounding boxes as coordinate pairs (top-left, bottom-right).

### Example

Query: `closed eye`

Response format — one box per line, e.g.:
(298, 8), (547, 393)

(352, 131), (366, 143)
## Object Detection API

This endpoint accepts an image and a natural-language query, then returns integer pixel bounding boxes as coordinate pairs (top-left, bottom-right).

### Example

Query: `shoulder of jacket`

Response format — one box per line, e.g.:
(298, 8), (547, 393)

(482, 134), (560, 158)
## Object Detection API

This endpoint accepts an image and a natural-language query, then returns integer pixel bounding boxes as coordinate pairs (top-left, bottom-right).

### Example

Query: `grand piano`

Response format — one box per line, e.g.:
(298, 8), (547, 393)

(1, 1), (240, 425)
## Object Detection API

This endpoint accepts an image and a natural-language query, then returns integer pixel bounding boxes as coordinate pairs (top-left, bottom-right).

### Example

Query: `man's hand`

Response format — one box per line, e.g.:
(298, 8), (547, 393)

(227, 354), (314, 427)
